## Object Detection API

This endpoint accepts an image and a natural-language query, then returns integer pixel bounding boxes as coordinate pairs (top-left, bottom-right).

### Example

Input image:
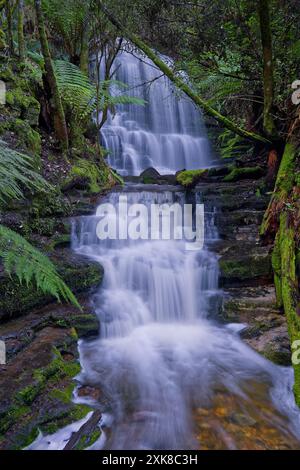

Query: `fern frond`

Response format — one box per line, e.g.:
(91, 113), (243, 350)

(0, 140), (51, 204)
(53, 60), (145, 124)
(0, 225), (81, 310)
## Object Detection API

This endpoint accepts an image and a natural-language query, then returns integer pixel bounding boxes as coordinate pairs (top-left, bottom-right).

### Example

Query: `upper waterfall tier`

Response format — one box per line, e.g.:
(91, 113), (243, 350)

(100, 50), (212, 176)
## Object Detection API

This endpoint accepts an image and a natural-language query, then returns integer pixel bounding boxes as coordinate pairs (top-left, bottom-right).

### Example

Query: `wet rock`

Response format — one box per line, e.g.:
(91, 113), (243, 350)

(0, 300), (100, 449)
(140, 167), (161, 181)
(0, 250), (104, 322)
(219, 242), (272, 287)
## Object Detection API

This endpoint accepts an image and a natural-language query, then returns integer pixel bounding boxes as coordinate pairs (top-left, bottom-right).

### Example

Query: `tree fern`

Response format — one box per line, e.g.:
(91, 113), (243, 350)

(0, 225), (81, 309)
(53, 60), (145, 124)
(0, 140), (51, 204)
(42, 0), (89, 59)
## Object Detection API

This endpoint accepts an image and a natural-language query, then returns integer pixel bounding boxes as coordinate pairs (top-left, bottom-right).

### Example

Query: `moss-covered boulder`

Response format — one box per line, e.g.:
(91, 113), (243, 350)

(176, 169), (208, 188)
(6, 88), (40, 126)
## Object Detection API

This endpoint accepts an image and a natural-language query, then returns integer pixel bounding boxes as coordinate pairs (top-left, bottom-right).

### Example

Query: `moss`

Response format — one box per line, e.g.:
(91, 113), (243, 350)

(142, 176), (158, 184)
(74, 428), (101, 450)
(6, 88), (40, 126)
(272, 232), (283, 308)
(219, 251), (272, 285)
(0, 404), (30, 435)
(261, 142), (297, 238)
(223, 166), (263, 182)
(29, 190), (72, 218)
(70, 159), (109, 194)
(15, 383), (42, 406)
(11, 119), (41, 166)
(0, 257), (103, 321)
(12, 426), (39, 450)
(279, 213), (300, 406)
(176, 169), (207, 188)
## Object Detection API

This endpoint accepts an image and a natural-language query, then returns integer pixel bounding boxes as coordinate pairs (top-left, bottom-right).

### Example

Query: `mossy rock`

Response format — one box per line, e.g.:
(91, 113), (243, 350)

(0, 253), (104, 321)
(6, 88), (40, 126)
(65, 159), (110, 195)
(219, 244), (272, 287)
(176, 169), (208, 188)
(0, 348), (92, 449)
(9, 119), (41, 167)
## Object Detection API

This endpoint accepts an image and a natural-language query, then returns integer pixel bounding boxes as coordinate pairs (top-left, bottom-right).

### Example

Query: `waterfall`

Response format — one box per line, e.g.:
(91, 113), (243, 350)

(70, 188), (300, 450)
(100, 50), (212, 175)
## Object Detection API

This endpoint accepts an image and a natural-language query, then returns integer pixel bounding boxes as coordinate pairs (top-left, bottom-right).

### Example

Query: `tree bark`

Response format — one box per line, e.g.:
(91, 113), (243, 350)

(5, 0), (14, 55)
(79, 23), (89, 75)
(258, 0), (276, 137)
(98, 1), (271, 145)
(34, 0), (69, 152)
(18, 0), (25, 62)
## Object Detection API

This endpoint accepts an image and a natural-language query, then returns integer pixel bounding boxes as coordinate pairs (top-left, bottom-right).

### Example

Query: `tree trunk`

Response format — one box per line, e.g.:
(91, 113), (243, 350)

(278, 212), (300, 406)
(258, 0), (276, 137)
(18, 0), (25, 62)
(98, 1), (271, 145)
(34, 0), (69, 152)
(261, 122), (300, 405)
(79, 23), (89, 75)
(5, 0), (14, 55)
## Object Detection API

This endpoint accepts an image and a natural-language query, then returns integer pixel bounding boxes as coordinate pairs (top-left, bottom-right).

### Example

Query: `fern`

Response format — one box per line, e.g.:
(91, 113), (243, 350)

(53, 60), (145, 124)
(0, 225), (81, 310)
(0, 140), (51, 204)
(42, 0), (89, 58)
(0, 141), (81, 309)
(218, 129), (254, 159)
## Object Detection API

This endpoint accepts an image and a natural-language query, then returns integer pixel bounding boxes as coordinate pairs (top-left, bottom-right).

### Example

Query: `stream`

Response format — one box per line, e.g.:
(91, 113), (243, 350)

(30, 49), (300, 450)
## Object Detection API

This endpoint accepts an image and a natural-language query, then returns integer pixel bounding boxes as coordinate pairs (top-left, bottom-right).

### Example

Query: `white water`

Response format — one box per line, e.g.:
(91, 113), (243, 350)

(70, 188), (300, 450)
(28, 51), (300, 450)
(100, 50), (212, 175)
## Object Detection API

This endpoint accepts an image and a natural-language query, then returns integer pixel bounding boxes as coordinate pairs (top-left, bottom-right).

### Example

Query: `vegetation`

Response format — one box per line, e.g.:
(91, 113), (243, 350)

(0, 0), (300, 448)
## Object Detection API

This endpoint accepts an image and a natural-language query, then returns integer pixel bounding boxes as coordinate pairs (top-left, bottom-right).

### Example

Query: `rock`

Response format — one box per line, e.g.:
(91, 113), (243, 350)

(140, 167), (161, 180)
(176, 169), (208, 188)
(219, 242), (272, 287)
(221, 286), (291, 366)
(0, 300), (100, 450)
(0, 250), (104, 322)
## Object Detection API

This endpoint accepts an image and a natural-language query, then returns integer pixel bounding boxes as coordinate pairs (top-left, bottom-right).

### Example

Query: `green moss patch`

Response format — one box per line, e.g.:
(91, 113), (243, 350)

(176, 169), (208, 188)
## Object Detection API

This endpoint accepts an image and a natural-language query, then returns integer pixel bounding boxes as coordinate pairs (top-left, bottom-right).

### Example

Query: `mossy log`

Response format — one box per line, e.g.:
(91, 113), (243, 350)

(99, 1), (270, 146)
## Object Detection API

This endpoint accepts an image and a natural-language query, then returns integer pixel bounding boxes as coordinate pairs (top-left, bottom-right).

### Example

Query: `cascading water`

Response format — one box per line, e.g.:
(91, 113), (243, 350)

(68, 188), (300, 450)
(100, 50), (212, 175)
(29, 51), (300, 451)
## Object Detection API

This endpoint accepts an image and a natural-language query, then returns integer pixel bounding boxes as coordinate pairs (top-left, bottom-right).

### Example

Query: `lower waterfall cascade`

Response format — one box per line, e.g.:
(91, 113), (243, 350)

(70, 188), (300, 449)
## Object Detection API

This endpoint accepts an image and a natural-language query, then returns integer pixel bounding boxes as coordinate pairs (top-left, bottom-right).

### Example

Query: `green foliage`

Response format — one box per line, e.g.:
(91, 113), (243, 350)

(0, 224), (81, 310)
(0, 140), (49, 204)
(218, 130), (254, 159)
(53, 59), (145, 126)
(42, 0), (89, 59)
(223, 166), (263, 182)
